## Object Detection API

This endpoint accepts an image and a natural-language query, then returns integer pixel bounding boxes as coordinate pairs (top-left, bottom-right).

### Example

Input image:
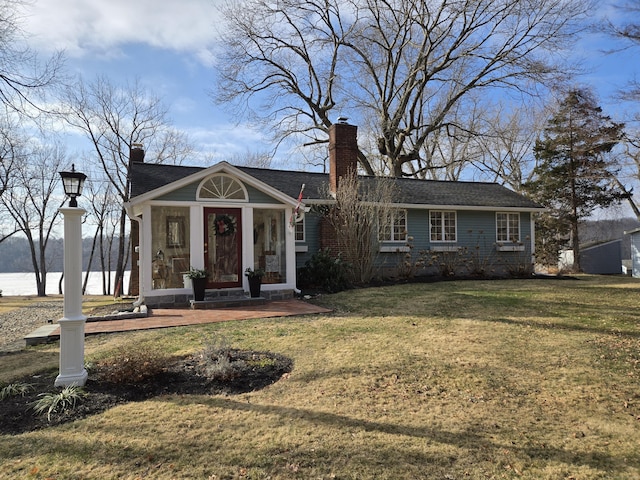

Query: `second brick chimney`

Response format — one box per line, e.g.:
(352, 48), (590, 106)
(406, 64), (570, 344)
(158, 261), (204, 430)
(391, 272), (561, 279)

(329, 120), (358, 196)
(129, 143), (145, 164)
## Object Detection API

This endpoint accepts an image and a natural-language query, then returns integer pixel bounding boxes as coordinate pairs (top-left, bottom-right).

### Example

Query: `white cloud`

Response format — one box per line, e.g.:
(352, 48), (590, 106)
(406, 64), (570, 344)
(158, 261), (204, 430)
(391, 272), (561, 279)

(22, 0), (223, 60)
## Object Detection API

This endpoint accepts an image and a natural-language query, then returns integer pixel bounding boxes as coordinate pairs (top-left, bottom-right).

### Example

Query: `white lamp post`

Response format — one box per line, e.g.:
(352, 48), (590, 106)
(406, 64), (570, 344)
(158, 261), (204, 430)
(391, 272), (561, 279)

(55, 164), (88, 387)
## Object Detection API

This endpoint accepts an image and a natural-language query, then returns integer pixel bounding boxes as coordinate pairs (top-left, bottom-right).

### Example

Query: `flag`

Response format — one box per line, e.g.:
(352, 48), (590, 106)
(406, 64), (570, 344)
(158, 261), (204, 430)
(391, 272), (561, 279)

(289, 184), (305, 231)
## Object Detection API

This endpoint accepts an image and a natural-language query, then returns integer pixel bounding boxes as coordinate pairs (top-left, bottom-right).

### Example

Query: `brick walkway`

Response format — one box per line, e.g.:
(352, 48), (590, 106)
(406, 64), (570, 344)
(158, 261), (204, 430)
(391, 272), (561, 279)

(26, 299), (331, 344)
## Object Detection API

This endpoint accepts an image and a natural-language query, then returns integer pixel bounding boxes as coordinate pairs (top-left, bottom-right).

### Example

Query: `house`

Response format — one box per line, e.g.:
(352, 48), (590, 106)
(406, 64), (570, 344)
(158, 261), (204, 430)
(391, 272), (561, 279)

(625, 228), (640, 277)
(559, 240), (623, 275)
(125, 122), (544, 308)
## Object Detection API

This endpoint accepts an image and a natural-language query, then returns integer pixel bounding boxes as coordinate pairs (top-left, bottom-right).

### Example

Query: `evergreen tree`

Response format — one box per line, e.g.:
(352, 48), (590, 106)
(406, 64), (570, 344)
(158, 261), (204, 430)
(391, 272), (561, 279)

(525, 89), (628, 271)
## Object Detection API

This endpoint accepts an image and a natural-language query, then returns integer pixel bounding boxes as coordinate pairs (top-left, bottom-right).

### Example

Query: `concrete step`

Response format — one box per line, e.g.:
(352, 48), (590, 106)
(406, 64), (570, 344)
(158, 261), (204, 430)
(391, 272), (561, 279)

(24, 324), (60, 346)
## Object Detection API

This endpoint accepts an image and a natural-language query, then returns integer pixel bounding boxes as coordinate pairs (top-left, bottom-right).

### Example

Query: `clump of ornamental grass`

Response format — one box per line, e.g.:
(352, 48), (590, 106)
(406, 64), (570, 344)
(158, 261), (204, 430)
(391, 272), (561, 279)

(31, 385), (86, 422)
(0, 382), (33, 400)
(200, 335), (247, 381)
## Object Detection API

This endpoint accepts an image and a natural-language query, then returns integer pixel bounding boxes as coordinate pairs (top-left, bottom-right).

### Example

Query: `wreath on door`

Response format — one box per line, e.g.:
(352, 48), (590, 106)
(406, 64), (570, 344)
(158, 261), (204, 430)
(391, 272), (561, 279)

(215, 214), (236, 236)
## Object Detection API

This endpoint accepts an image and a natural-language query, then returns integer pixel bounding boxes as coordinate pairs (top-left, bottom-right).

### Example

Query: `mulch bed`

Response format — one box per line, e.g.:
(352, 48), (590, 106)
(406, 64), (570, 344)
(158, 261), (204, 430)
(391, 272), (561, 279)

(0, 350), (293, 435)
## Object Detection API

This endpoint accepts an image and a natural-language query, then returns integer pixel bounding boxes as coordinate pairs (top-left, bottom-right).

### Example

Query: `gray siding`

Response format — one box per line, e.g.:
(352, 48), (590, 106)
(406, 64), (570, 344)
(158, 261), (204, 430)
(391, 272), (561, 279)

(298, 208), (534, 276)
(630, 232), (640, 278)
(580, 241), (622, 275)
(296, 212), (322, 268)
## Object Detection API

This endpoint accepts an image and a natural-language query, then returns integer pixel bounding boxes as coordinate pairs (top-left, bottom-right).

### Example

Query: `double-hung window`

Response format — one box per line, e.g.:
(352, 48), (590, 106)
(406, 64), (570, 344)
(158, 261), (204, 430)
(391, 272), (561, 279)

(379, 209), (407, 242)
(430, 211), (456, 242)
(294, 218), (305, 242)
(496, 212), (520, 243)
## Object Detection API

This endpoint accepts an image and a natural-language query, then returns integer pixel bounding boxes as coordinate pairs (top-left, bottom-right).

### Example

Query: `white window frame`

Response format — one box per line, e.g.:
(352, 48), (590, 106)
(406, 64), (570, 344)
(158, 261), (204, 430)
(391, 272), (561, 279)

(430, 210), (457, 243)
(379, 209), (407, 243)
(496, 212), (521, 243)
(197, 174), (248, 201)
(295, 217), (305, 242)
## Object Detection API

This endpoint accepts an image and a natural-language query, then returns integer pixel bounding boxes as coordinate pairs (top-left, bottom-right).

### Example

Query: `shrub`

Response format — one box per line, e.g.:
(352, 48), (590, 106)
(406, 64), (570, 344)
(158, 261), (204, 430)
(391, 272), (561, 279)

(95, 343), (170, 384)
(0, 382), (33, 400)
(31, 385), (85, 421)
(429, 249), (463, 277)
(200, 336), (245, 381)
(297, 248), (351, 293)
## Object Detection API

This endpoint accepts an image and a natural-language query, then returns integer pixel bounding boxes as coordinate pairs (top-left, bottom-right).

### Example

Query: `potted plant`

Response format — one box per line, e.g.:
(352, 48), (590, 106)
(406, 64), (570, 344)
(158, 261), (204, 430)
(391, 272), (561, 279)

(186, 267), (208, 301)
(245, 267), (265, 298)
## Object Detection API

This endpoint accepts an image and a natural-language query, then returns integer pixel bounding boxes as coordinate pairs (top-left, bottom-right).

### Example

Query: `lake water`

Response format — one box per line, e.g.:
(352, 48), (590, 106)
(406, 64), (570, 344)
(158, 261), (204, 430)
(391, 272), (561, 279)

(0, 271), (131, 297)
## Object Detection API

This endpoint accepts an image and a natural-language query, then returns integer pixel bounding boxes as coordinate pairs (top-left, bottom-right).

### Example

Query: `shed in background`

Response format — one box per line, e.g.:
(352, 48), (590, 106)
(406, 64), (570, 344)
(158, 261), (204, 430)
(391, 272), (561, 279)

(625, 228), (640, 278)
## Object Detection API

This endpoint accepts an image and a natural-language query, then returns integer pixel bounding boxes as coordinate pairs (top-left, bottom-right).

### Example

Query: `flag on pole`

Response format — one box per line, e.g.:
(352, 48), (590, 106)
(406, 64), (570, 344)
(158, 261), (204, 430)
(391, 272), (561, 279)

(289, 184), (305, 231)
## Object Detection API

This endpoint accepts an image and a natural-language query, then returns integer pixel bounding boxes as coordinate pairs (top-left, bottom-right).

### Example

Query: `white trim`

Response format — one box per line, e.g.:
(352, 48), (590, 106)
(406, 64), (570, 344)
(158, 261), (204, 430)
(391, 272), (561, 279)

(305, 199), (545, 213)
(431, 245), (460, 252)
(496, 212), (521, 243)
(241, 207), (255, 292)
(294, 216), (306, 242)
(197, 173), (249, 202)
(496, 244), (525, 252)
(295, 245), (309, 253)
(530, 216), (536, 265)
(379, 208), (407, 242)
(379, 245), (410, 253)
(429, 210), (457, 243)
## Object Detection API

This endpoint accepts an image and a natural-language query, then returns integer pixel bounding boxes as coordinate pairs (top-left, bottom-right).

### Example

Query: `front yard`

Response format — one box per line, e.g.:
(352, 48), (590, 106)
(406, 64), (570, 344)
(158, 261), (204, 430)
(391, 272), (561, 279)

(1, 275), (639, 479)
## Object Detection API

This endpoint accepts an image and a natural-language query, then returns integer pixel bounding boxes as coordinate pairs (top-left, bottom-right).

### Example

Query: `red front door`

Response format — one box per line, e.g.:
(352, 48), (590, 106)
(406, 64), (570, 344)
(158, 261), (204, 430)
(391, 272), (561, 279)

(204, 208), (242, 288)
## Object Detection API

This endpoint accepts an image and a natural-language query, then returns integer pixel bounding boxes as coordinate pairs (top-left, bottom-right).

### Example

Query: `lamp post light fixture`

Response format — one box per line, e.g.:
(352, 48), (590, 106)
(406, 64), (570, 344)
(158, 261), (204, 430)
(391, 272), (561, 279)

(55, 165), (88, 387)
(59, 164), (87, 207)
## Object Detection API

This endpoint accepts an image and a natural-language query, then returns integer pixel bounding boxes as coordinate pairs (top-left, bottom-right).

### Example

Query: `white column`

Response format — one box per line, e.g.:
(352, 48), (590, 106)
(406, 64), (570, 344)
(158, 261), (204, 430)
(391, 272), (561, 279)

(55, 206), (88, 387)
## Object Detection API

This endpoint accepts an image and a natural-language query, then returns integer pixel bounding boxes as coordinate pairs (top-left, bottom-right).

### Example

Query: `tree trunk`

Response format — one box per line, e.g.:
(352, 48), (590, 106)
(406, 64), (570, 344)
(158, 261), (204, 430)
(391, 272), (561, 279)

(113, 207), (127, 298)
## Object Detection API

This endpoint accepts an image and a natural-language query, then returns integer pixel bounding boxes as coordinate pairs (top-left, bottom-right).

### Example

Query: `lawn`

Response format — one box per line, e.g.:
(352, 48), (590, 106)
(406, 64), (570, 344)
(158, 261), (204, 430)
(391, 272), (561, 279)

(1, 276), (639, 479)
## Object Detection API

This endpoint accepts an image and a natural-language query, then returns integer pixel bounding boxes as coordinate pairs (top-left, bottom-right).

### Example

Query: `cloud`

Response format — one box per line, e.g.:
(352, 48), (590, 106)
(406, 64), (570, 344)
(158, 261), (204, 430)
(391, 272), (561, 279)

(22, 0), (223, 60)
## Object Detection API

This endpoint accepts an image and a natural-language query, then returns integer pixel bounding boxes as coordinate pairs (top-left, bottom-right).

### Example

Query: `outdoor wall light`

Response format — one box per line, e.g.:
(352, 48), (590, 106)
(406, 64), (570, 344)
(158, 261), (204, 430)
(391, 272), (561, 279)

(59, 164), (87, 207)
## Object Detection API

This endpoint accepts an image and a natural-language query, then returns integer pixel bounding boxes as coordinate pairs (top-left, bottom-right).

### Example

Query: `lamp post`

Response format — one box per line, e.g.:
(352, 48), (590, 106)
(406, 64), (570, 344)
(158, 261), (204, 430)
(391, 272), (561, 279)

(55, 164), (88, 387)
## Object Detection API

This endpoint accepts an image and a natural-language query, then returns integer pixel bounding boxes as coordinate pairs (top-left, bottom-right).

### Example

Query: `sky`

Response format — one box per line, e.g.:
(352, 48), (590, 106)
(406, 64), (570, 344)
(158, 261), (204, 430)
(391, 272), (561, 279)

(18, 0), (640, 172)
(20, 0), (274, 166)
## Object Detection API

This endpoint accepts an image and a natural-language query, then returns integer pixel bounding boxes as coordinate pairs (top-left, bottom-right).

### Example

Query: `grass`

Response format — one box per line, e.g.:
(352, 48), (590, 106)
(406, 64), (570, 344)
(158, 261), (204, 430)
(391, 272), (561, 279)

(1, 275), (640, 479)
(0, 294), (130, 315)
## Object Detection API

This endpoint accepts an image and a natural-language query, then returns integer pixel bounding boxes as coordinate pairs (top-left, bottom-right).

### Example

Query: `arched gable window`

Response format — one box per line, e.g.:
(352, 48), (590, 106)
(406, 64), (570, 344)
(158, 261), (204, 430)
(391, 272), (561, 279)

(197, 174), (248, 201)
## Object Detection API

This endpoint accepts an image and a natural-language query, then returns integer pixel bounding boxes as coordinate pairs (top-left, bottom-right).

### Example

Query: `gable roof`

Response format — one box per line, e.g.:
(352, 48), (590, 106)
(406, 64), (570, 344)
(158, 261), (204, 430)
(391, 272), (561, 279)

(129, 162), (543, 211)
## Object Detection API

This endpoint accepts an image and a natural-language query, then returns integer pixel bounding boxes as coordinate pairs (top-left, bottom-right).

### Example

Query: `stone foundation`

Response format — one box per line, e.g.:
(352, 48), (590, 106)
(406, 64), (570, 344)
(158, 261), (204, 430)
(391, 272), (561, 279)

(143, 288), (295, 308)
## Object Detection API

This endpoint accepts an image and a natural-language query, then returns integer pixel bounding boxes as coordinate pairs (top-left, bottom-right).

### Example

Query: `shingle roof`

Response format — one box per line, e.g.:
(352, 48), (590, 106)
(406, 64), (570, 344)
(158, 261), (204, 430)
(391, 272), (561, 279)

(130, 162), (542, 210)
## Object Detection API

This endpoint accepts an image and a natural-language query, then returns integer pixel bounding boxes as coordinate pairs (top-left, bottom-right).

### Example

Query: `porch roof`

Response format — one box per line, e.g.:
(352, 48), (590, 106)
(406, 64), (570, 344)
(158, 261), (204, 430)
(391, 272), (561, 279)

(129, 162), (543, 210)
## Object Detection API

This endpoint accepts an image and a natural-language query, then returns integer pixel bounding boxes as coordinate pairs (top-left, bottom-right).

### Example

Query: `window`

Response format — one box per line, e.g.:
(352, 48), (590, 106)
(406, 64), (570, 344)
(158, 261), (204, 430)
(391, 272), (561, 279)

(151, 206), (190, 290)
(379, 209), (407, 242)
(198, 174), (247, 201)
(253, 209), (286, 284)
(496, 213), (520, 242)
(430, 211), (456, 242)
(295, 218), (305, 242)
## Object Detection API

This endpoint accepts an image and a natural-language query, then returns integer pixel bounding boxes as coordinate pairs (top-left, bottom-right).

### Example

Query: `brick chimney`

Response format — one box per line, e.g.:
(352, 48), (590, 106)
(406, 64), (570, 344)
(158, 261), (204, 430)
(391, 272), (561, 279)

(329, 120), (358, 195)
(129, 143), (145, 164)
(127, 143), (144, 298)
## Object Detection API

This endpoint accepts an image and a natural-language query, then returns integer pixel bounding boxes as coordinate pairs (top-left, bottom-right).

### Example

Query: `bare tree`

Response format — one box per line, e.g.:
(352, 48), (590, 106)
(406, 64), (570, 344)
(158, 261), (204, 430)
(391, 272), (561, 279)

(80, 175), (120, 294)
(604, 0), (640, 43)
(0, 142), (66, 295)
(601, 0), (640, 218)
(471, 100), (550, 190)
(62, 76), (194, 295)
(323, 169), (397, 284)
(0, 0), (63, 115)
(0, 109), (25, 242)
(227, 150), (273, 168)
(217, 0), (590, 177)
